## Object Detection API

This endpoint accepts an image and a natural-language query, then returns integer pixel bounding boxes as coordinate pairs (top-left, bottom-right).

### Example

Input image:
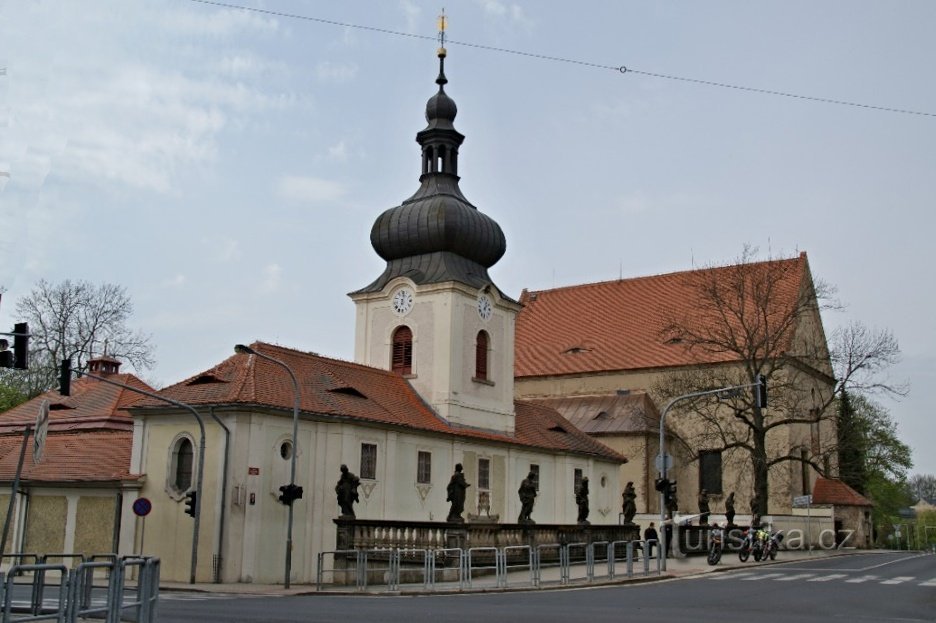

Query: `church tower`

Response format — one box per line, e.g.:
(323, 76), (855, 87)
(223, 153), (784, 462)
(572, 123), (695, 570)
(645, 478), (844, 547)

(349, 30), (519, 434)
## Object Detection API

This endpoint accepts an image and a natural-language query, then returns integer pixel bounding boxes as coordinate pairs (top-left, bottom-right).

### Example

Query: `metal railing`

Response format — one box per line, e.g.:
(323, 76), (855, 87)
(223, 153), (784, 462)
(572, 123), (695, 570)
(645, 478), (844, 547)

(0, 555), (159, 623)
(315, 541), (659, 592)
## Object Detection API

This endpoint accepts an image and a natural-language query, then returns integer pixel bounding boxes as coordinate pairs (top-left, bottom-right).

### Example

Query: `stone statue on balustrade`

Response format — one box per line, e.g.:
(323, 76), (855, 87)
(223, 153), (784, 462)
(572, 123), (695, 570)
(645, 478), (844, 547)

(576, 477), (590, 525)
(621, 481), (637, 525)
(335, 464), (360, 518)
(725, 491), (736, 526)
(517, 471), (538, 524)
(446, 463), (470, 523)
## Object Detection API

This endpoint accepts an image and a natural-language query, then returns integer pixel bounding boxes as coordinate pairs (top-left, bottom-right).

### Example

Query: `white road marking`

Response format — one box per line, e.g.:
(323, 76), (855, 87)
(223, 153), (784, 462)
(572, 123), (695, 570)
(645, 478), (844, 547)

(845, 575), (879, 583)
(919, 578), (936, 587)
(881, 576), (915, 585)
(707, 572), (756, 580)
(741, 573), (785, 581)
(807, 574), (849, 582)
(774, 573), (816, 581)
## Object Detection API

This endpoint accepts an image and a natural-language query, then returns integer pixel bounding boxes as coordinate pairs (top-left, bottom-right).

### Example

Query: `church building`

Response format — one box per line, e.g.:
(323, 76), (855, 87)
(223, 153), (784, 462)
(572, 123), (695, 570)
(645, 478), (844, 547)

(126, 45), (625, 584)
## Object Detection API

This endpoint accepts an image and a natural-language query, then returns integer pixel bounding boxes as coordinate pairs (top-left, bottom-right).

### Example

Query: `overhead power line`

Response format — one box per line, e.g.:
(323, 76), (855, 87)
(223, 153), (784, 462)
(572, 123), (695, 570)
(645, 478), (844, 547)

(188, 0), (934, 118)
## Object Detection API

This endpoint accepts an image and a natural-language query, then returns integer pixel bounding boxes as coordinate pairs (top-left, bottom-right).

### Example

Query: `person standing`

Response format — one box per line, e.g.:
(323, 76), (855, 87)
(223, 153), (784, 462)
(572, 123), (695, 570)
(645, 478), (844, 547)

(644, 522), (659, 558)
(664, 515), (674, 558)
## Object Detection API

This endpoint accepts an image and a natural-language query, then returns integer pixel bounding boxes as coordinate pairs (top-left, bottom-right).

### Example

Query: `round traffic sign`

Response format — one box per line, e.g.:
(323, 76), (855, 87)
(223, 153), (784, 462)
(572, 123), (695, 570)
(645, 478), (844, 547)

(132, 497), (152, 517)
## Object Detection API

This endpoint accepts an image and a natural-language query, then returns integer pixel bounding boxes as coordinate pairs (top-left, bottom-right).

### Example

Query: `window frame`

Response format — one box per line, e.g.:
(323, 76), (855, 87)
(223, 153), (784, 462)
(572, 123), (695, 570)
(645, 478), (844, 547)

(478, 457), (491, 491)
(416, 450), (432, 484)
(360, 442), (378, 480)
(698, 450), (723, 495)
(475, 330), (489, 381)
(167, 434), (196, 497)
(391, 325), (413, 376)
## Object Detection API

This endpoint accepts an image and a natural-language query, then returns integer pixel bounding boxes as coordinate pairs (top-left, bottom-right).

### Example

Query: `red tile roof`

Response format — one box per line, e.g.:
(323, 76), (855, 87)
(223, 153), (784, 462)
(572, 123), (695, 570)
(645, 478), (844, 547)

(133, 343), (624, 462)
(528, 392), (660, 435)
(812, 477), (873, 507)
(0, 373), (149, 434)
(0, 372), (151, 484)
(0, 430), (134, 482)
(515, 253), (809, 378)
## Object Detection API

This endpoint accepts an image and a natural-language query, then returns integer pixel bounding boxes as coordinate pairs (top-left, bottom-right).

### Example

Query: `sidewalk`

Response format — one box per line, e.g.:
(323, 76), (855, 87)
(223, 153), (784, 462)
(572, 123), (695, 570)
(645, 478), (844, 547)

(159, 548), (857, 596)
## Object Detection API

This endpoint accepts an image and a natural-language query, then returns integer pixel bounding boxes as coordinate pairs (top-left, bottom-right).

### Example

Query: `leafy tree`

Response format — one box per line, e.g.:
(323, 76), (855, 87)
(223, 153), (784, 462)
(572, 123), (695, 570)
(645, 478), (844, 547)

(908, 474), (936, 502)
(8, 279), (154, 396)
(653, 247), (905, 517)
(837, 392), (912, 495)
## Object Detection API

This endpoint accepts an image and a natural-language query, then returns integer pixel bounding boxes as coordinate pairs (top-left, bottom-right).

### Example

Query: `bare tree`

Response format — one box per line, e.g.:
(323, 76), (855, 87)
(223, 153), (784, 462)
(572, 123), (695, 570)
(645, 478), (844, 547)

(652, 247), (904, 516)
(12, 279), (154, 394)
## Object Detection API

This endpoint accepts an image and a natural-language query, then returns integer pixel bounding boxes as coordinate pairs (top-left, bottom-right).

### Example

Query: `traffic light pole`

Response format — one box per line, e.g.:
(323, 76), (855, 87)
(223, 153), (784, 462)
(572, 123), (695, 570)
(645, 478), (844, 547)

(657, 378), (765, 572)
(71, 368), (207, 584)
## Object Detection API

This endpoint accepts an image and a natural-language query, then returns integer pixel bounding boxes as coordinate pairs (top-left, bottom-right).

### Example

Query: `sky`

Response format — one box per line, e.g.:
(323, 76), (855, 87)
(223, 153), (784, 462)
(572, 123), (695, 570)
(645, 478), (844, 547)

(1, 1), (933, 475)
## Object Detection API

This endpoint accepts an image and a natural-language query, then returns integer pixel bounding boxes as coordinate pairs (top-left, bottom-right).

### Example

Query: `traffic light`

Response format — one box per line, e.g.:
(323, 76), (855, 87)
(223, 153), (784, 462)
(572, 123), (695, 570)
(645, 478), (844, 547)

(0, 339), (10, 368)
(59, 359), (72, 397)
(755, 373), (768, 409)
(655, 477), (670, 493)
(667, 481), (678, 510)
(184, 490), (197, 517)
(278, 483), (303, 506)
(12, 323), (28, 370)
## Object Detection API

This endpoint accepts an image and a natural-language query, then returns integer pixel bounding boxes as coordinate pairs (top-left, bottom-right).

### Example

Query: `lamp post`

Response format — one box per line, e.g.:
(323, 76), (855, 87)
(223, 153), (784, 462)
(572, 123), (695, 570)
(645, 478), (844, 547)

(657, 379), (765, 572)
(235, 344), (300, 589)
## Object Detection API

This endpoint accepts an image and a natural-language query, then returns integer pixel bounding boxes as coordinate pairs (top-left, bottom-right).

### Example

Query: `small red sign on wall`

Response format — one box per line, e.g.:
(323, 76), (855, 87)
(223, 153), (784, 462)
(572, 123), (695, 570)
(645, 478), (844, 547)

(248, 467), (260, 475)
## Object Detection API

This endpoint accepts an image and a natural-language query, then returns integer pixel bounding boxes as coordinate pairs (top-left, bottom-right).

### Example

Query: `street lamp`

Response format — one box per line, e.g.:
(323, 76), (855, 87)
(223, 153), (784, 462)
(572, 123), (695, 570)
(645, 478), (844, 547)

(235, 344), (301, 589)
(657, 378), (766, 572)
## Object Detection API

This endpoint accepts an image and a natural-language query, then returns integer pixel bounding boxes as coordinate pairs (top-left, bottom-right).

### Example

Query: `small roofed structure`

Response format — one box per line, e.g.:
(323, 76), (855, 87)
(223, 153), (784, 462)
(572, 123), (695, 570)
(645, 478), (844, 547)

(812, 477), (874, 548)
(0, 355), (147, 559)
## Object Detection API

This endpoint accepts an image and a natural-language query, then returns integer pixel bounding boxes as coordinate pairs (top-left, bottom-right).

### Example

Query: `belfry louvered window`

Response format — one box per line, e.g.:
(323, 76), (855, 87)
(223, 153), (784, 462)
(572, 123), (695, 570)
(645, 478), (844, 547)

(392, 326), (413, 375)
(475, 330), (489, 380)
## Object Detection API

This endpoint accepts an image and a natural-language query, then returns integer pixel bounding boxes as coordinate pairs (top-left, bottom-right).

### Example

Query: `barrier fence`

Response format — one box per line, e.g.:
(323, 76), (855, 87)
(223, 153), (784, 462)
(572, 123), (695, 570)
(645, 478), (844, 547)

(316, 540), (660, 592)
(0, 555), (159, 623)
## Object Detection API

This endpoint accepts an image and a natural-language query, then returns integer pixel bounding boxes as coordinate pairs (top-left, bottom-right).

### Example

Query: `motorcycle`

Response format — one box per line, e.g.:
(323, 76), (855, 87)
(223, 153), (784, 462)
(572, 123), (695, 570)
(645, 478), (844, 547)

(707, 524), (724, 566)
(752, 528), (768, 561)
(762, 530), (784, 561)
(738, 528), (754, 562)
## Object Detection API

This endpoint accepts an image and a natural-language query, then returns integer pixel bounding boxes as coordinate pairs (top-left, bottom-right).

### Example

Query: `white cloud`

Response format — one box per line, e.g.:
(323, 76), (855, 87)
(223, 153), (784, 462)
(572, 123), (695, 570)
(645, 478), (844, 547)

(276, 175), (347, 203)
(202, 236), (242, 263)
(162, 274), (188, 288)
(400, 0), (422, 32)
(1, 2), (296, 194)
(315, 61), (359, 83)
(262, 263), (283, 293)
(327, 141), (349, 163)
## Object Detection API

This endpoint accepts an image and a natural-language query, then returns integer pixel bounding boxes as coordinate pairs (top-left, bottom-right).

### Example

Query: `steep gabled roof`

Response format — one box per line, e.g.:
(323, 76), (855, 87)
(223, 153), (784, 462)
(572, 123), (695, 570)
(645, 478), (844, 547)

(528, 392), (661, 435)
(515, 253), (810, 378)
(812, 477), (873, 507)
(133, 342), (624, 462)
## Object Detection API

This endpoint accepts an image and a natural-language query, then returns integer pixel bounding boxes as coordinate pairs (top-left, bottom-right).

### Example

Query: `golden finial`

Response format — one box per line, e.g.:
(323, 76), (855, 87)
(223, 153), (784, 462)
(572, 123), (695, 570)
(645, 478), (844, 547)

(437, 9), (447, 58)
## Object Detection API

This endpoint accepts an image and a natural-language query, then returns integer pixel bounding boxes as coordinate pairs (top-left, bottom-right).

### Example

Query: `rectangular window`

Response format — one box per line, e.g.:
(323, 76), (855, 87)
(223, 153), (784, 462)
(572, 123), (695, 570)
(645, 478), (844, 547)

(574, 468), (583, 493)
(360, 443), (377, 480)
(699, 450), (723, 494)
(530, 464), (540, 491)
(417, 451), (432, 484)
(478, 458), (491, 490)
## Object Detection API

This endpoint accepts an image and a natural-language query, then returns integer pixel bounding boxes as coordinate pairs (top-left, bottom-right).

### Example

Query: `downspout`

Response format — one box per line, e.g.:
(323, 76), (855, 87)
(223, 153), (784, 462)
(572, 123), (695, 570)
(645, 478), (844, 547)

(208, 407), (231, 583)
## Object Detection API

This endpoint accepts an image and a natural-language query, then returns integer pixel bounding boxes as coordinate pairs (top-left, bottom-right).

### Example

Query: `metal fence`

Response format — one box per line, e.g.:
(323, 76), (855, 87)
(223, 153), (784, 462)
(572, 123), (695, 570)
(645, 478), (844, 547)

(316, 540), (659, 592)
(0, 554), (159, 623)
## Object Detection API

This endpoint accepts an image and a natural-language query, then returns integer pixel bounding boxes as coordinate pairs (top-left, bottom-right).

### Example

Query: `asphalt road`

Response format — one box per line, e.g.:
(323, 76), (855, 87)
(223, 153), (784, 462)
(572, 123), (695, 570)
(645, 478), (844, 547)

(156, 552), (936, 623)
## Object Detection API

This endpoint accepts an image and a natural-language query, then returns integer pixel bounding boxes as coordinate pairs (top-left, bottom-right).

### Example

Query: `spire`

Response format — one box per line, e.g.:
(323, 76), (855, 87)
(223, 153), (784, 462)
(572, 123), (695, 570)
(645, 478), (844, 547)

(354, 13), (507, 295)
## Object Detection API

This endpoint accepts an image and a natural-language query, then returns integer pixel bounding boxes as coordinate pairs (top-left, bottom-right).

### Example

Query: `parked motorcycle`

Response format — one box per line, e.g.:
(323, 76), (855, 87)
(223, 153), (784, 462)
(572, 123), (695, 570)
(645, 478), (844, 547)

(762, 530), (784, 561)
(738, 528), (753, 562)
(707, 524), (724, 566)
(752, 528), (768, 561)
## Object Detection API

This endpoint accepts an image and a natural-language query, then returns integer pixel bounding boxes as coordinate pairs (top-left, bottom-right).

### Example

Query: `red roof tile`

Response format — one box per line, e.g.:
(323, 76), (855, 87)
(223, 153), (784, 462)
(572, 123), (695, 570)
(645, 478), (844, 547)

(134, 343), (624, 462)
(0, 373), (150, 434)
(515, 253), (809, 378)
(0, 430), (135, 482)
(528, 392), (661, 435)
(812, 477), (873, 507)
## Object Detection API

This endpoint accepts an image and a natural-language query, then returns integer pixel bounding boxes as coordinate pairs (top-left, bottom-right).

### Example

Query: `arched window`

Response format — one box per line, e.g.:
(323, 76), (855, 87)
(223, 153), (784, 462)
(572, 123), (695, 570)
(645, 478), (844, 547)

(392, 326), (413, 375)
(475, 330), (489, 380)
(172, 437), (194, 493)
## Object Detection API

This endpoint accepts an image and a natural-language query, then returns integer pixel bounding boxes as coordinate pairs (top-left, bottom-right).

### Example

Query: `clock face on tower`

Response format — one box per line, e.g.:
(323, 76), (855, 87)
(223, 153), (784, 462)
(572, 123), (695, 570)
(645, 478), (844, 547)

(392, 288), (414, 316)
(477, 294), (493, 321)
